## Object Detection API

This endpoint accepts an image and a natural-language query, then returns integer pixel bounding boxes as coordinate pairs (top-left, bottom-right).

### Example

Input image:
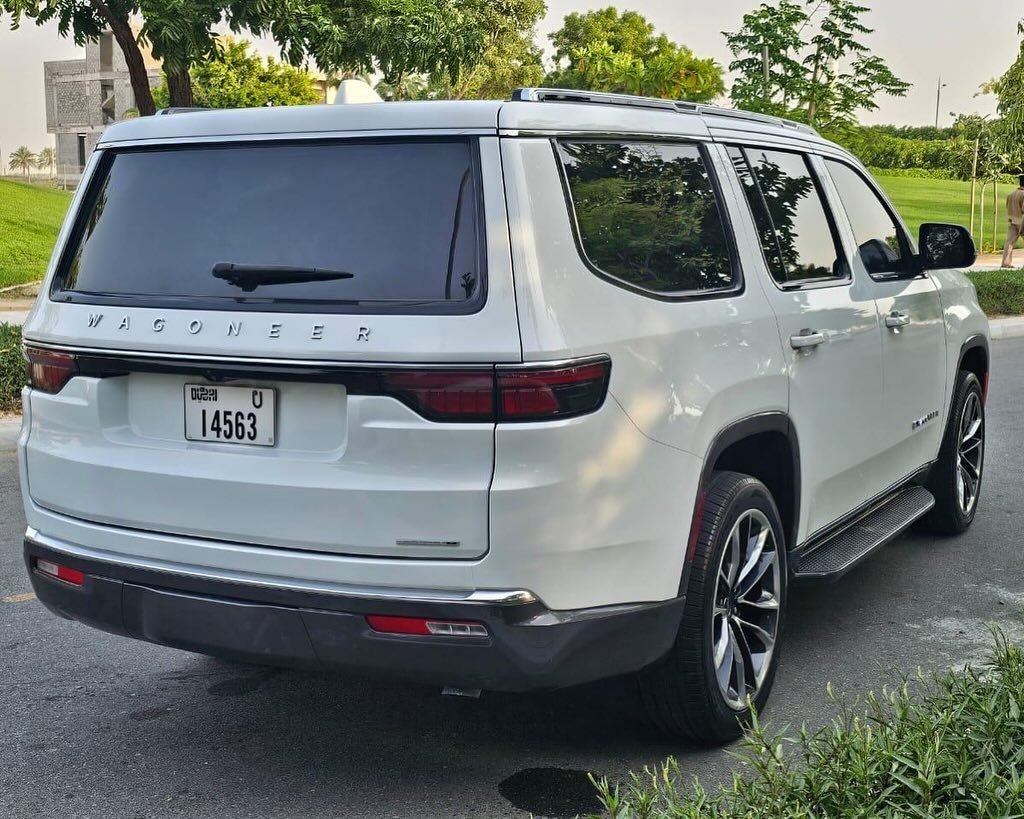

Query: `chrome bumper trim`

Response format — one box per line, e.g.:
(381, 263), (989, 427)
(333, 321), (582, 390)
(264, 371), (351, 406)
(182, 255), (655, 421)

(24, 527), (538, 607)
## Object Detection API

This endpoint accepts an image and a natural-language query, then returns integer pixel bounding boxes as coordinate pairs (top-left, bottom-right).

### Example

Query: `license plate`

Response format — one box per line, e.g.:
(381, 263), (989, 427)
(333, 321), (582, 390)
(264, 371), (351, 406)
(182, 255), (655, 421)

(184, 384), (276, 446)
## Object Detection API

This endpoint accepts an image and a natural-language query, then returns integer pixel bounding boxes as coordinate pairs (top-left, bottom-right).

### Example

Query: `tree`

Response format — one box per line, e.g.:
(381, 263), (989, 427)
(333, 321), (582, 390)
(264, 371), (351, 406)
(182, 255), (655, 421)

(9, 147), (36, 180)
(35, 147), (56, 182)
(545, 7), (724, 103)
(980, 21), (1024, 173)
(426, 0), (545, 100)
(724, 0), (909, 133)
(152, 39), (321, 109)
(2, 0), (157, 115)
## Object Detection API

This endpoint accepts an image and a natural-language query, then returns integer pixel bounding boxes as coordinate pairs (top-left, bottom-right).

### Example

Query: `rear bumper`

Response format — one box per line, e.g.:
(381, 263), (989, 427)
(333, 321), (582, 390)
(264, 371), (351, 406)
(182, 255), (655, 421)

(24, 532), (685, 692)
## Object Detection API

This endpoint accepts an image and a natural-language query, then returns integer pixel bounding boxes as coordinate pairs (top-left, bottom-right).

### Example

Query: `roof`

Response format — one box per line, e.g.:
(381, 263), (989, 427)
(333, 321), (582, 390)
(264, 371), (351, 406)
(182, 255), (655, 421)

(96, 89), (837, 152)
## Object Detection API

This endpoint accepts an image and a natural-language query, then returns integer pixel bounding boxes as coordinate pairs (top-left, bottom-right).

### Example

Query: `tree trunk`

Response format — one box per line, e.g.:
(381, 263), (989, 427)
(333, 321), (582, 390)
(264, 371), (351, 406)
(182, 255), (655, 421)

(166, 69), (194, 108)
(89, 0), (157, 116)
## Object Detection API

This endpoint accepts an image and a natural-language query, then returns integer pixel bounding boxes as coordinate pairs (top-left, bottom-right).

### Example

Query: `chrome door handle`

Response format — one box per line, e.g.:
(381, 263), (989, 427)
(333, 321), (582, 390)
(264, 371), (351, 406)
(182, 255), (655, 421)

(790, 330), (826, 350)
(885, 311), (911, 330)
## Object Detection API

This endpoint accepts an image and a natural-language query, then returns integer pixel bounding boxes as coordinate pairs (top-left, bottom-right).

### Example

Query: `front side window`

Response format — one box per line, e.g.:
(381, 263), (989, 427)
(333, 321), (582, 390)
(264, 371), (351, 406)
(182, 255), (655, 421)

(557, 141), (737, 296)
(731, 147), (846, 286)
(825, 159), (909, 277)
(55, 139), (483, 314)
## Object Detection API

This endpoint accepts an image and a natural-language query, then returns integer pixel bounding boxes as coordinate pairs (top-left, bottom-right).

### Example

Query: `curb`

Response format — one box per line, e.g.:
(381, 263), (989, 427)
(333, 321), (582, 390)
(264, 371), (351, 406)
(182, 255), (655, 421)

(990, 317), (1024, 340)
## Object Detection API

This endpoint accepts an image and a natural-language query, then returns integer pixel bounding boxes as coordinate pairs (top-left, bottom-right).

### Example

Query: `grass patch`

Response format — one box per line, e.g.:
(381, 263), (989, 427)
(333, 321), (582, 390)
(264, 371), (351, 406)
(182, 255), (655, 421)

(969, 268), (1024, 317)
(875, 173), (1014, 253)
(592, 632), (1024, 818)
(0, 323), (24, 413)
(0, 179), (72, 290)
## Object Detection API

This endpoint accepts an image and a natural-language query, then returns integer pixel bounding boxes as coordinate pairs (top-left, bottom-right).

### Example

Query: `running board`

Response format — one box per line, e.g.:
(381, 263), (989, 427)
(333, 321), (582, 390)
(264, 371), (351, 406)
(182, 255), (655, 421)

(793, 485), (935, 582)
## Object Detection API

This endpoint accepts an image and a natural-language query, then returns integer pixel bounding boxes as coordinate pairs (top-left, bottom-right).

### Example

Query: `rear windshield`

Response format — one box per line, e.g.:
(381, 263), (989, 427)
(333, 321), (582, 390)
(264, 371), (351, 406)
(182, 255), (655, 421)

(54, 139), (484, 314)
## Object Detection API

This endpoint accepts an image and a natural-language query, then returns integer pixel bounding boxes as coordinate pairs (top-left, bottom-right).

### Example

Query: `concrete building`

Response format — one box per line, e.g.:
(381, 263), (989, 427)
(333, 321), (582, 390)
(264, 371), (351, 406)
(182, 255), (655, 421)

(43, 31), (161, 174)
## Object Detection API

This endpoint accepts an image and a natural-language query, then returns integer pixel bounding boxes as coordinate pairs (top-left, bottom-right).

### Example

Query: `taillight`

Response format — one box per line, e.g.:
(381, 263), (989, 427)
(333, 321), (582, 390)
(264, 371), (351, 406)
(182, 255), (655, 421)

(497, 360), (611, 421)
(24, 346), (77, 394)
(378, 370), (495, 421)
(373, 358), (611, 423)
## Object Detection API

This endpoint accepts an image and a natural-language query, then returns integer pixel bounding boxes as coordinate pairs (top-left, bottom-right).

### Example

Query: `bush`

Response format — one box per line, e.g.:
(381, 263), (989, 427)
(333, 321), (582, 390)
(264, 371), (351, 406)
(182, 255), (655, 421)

(0, 323), (25, 413)
(866, 166), (956, 180)
(591, 632), (1024, 818)
(969, 268), (1024, 316)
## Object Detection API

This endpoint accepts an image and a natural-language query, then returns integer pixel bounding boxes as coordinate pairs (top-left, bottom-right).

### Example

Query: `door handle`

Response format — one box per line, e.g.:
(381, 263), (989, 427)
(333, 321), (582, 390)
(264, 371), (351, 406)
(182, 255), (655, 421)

(790, 330), (826, 350)
(885, 311), (911, 330)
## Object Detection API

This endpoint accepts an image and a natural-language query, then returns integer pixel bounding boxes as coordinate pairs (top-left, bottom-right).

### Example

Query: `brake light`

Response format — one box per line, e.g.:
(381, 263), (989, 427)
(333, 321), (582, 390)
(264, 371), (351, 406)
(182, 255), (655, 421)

(24, 346), (77, 394)
(34, 558), (85, 586)
(366, 615), (488, 637)
(498, 360), (611, 421)
(374, 358), (611, 422)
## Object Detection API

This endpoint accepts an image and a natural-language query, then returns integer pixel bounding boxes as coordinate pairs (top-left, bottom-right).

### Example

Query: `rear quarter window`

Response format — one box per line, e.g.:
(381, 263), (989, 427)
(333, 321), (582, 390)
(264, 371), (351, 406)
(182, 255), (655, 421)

(556, 140), (738, 298)
(54, 138), (485, 314)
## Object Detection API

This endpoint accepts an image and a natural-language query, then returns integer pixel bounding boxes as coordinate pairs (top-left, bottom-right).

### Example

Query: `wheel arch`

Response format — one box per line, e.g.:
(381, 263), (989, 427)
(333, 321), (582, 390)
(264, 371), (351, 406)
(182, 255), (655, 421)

(958, 334), (989, 402)
(679, 413), (801, 596)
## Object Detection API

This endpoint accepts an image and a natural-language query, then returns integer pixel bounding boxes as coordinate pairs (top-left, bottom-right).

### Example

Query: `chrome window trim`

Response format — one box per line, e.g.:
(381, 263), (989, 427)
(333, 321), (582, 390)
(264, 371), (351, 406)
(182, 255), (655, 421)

(24, 527), (538, 606)
(98, 127), (499, 149)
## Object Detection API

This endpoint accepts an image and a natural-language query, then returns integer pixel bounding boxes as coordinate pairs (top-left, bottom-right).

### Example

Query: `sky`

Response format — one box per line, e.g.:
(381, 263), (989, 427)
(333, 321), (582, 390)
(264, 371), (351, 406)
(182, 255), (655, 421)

(0, 0), (1019, 159)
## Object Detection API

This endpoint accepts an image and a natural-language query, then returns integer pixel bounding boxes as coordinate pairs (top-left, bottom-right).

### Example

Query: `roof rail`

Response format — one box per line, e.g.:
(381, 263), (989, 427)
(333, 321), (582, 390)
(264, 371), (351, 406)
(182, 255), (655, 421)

(155, 107), (212, 116)
(509, 88), (818, 135)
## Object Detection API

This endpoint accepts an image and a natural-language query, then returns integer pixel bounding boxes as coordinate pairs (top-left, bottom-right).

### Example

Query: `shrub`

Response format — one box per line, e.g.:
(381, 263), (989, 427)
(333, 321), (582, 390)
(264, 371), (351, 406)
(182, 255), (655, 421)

(969, 268), (1024, 316)
(0, 323), (25, 413)
(591, 632), (1024, 818)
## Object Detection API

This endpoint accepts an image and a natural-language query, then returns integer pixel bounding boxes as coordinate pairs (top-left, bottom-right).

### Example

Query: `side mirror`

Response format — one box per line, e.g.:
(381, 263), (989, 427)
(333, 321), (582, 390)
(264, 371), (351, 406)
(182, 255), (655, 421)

(919, 223), (976, 271)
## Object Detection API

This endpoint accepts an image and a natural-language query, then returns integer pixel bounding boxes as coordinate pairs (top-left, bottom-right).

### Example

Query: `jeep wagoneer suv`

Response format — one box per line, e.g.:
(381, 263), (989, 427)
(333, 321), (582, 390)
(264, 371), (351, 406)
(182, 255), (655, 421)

(18, 89), (990, 744)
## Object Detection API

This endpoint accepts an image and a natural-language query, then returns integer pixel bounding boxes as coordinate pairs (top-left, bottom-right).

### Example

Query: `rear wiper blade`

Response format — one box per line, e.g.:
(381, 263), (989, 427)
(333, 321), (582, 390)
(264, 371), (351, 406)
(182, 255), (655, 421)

(212, 262), (354, 292)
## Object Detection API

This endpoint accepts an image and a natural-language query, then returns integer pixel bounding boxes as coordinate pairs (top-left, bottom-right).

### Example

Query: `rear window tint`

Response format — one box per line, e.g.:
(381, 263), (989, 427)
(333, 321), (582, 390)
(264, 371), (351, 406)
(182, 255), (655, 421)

(556, 140), (737, 297)
(55, 139), (484, 314)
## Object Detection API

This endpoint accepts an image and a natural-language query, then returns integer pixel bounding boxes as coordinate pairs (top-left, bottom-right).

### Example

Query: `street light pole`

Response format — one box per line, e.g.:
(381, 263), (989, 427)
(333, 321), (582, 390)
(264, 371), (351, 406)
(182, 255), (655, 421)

(935, 76), (947, 128)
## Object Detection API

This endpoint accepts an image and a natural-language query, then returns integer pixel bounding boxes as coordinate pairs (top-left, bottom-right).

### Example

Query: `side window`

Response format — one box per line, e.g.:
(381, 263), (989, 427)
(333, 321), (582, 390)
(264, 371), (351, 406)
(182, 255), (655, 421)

(730, 146), (847, 286)
(825, 159), (909, 277)
(557, 140), (737, 296)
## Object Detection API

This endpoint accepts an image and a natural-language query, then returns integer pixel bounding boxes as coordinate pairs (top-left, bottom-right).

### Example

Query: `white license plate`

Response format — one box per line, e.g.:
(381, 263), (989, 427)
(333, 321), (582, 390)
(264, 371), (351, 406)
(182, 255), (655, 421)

(184, 384), (276, 446)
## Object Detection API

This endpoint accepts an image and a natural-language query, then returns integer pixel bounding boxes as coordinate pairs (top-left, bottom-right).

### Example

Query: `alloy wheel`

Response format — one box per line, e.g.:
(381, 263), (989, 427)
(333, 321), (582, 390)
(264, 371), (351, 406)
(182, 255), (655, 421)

(957, 391), (984, 515)
(711, 509), (781, 711)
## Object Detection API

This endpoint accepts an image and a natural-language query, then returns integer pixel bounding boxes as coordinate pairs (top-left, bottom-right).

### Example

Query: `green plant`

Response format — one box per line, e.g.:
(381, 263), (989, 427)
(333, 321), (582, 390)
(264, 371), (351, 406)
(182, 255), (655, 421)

(969, 268), (1024, 316)
(8, 146), (35, 180)
(591, 631), (1024, 818)
(0, 324), (25, 414)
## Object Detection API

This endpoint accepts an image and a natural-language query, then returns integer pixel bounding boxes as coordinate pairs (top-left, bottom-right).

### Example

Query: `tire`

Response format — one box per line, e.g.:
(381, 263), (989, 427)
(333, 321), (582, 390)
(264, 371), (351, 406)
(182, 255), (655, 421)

(638, 471), (788, 745)
(920, 370), (985, 535)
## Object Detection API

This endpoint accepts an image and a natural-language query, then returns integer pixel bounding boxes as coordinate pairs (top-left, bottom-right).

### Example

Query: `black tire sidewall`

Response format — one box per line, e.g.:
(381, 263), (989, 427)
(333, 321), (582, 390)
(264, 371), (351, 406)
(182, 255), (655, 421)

(935, 372), (985, 531)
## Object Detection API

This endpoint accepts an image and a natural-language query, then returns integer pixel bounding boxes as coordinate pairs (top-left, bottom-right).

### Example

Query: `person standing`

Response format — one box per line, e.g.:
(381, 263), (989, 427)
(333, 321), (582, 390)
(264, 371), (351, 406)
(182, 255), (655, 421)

(1002, 176), (1024, 267)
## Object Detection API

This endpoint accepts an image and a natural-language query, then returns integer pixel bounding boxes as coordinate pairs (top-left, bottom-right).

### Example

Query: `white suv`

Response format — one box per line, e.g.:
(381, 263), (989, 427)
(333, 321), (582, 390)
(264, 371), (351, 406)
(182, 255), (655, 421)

(18, 89), (990, 744)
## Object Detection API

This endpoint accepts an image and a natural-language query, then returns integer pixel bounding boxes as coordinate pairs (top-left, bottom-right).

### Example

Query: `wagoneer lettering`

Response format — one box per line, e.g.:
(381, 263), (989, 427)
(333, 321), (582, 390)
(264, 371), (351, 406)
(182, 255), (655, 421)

(19, 88), (990, 745)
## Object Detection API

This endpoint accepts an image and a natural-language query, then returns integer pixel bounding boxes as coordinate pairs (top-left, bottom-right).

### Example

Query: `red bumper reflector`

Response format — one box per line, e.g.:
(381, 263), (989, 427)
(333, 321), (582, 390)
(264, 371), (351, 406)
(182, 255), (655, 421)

(366, 615), (488, 637)
(35, 559), (85, 586)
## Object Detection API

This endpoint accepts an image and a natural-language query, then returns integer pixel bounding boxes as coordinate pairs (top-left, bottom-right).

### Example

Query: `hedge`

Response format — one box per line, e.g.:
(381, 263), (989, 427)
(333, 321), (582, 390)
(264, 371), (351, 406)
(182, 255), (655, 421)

(0, 323), (24, 414)
(592, 633), (1024, 818)
(969, 268), (1024, 317)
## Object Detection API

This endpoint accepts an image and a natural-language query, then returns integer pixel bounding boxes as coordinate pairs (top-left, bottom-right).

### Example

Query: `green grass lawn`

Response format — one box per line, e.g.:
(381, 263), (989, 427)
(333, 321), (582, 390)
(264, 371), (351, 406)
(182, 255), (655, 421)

(875, 173), (1012, 253)
(0, 179), (72, 290)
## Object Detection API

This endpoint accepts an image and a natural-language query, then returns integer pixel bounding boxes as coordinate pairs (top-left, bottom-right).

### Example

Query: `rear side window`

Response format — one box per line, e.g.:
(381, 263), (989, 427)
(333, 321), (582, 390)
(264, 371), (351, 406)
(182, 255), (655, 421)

(556, 141), (737, 297)
(825, 159), (910, 278)
(729, 146), (847, 286)
(55, 139), (484, 314)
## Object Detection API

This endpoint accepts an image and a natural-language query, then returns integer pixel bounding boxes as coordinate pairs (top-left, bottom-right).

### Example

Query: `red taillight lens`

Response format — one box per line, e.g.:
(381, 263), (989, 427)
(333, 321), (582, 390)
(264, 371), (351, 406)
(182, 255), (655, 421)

(497, 360), (611, 421)
(24, 346), (77, 394)
(379, 370), (494, 421)
(366, 615), (488, 637)
(35, 558), (85, 586)
(371, 358), (610, 422)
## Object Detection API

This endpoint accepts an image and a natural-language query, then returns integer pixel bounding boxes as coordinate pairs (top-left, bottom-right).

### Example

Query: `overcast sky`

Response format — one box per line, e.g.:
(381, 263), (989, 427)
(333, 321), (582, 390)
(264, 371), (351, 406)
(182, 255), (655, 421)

(0, 0), (1018, 158)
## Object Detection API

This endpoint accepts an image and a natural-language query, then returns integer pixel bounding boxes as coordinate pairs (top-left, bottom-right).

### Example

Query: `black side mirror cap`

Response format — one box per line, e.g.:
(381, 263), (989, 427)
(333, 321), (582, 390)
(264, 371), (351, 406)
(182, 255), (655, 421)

(919, 223), (976, 271)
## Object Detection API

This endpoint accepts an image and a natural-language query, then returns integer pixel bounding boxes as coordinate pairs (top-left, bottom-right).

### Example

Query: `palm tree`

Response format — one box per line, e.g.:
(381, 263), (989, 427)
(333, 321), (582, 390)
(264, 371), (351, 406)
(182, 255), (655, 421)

(9, 147), (36, 181)
(35, 147), (56, 184)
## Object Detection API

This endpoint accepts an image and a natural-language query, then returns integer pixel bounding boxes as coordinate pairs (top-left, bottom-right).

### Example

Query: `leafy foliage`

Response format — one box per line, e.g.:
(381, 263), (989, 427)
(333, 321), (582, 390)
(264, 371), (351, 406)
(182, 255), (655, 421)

(34, 147), (56, 179)
(979, 21), (1024, 174)
(151, 39), (320, 109)
(725, 0), (909, 132)
(591, 632), (1024, 817)
(0, 323), (24, 414)
(545, 7), (724, 103)
(969, 268), (1024, 316)
(8, 147), (35, 179)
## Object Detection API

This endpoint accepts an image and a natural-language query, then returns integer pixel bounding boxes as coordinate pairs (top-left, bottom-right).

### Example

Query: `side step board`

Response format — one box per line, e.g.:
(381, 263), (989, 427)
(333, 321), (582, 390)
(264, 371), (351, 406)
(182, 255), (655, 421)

(793, 485), (935, 582)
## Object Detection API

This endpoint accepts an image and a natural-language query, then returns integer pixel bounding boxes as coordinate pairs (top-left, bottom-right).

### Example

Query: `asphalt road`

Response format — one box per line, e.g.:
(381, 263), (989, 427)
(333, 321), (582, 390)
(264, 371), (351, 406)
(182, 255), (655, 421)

(3, 339), (1024, 819)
